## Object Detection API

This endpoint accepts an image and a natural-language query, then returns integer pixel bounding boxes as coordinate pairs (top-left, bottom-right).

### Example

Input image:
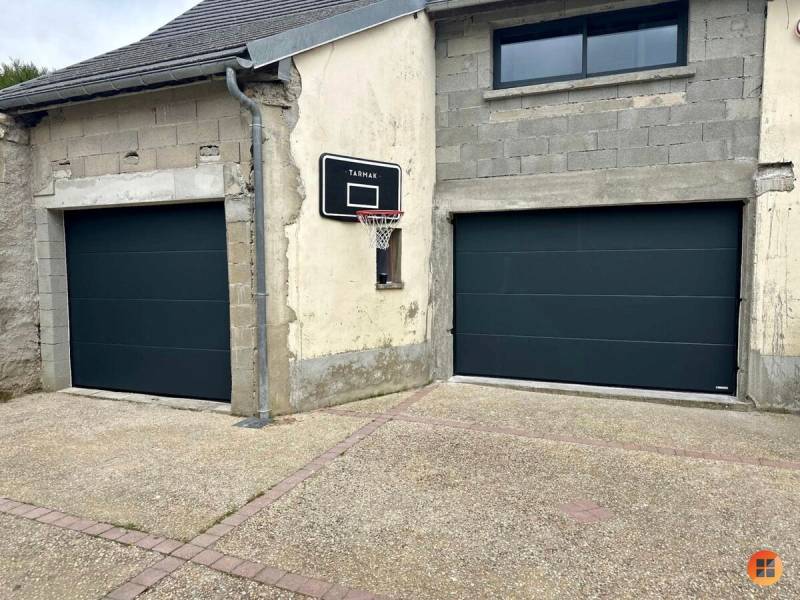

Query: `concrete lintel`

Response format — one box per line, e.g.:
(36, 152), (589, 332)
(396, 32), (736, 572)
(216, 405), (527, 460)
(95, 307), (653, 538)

(36, 164), (228, 210)
(436, 160), (757, 213)
(484, 66), (697, 101)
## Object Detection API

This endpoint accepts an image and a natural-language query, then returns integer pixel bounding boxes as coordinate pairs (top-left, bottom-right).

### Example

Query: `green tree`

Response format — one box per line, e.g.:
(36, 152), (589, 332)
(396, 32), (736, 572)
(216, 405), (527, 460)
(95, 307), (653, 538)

(0, 58), (48, 90)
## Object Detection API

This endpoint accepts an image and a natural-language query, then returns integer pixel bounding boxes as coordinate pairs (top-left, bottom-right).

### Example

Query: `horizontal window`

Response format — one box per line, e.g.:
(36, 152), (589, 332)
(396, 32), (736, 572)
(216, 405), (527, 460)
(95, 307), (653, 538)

(493, 1), (688, 89)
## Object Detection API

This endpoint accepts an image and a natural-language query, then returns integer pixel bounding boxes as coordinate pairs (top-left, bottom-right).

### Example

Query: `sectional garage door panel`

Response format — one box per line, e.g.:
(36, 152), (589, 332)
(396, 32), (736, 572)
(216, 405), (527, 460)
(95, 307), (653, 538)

(66, 203), (232, 402)
(453, 203), (742, 394)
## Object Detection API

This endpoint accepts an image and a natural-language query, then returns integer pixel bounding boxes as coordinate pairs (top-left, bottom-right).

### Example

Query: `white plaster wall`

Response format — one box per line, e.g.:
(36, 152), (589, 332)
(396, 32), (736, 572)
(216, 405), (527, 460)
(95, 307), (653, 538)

(288, 14), (436, 360)
(751, 0), (800, 406)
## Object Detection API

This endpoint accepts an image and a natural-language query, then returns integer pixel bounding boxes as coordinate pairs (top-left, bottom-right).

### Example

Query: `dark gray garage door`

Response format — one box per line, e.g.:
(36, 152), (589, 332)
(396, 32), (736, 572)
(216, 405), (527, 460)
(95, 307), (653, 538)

(454, 202), (741, 394)
(66, 203), (231, 401)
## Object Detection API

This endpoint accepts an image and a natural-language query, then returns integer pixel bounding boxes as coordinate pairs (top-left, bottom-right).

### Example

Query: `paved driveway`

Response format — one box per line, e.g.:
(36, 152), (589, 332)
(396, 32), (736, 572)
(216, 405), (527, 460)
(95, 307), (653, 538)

(1, 384), (799, 599)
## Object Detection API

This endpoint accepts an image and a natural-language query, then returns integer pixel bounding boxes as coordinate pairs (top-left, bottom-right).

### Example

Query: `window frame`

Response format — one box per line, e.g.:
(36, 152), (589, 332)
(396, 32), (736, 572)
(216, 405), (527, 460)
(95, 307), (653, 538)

(492, 0), (689, 90)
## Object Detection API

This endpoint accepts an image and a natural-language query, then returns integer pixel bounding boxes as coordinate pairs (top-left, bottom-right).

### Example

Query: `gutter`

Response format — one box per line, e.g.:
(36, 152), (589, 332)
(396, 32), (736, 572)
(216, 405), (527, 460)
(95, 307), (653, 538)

(0, 51), (246, 111)
(426, 0), (511, 15)
(226, 66), (270, 424)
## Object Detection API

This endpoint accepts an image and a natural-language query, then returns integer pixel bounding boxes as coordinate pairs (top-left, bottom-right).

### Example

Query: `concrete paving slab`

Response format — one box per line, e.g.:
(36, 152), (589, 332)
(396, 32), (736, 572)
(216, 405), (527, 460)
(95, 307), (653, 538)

(0, 514), (158, 600)
(0, 393), (369, 540)
(407, 383), (800, 462)
(218, 420), (800, 599)
(141, 564), (301, 599)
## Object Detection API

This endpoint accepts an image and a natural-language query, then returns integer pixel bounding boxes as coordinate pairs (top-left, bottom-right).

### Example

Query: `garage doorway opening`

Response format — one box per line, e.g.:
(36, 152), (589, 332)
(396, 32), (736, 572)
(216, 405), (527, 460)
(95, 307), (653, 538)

(65, 202), (233, 402)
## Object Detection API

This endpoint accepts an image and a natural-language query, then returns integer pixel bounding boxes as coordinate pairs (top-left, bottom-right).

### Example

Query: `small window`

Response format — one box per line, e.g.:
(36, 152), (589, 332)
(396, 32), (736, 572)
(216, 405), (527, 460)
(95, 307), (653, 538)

(493, 1), (688, 89)
(376, 229), (402, 287)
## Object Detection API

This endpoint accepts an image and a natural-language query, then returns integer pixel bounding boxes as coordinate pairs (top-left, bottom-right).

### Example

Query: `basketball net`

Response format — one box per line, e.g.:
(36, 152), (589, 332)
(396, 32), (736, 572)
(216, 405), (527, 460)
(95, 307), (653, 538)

(356, 210), (403, 250)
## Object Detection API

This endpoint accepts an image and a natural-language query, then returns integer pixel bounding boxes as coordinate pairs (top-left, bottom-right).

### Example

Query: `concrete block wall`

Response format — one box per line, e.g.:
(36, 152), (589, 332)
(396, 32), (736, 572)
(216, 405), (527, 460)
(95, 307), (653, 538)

(434, 0), (766, 181)
(30, 81), (252, 194)
(0, 114), (40, 400)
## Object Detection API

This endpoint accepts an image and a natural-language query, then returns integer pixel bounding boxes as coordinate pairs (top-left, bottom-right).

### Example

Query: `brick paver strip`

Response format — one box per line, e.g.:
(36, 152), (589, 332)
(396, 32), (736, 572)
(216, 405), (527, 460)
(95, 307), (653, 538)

(373, 413), (800, 472)
(130, 567), (170, 587)
(2, 385), (453, 600)
(106, 581), (147, 600)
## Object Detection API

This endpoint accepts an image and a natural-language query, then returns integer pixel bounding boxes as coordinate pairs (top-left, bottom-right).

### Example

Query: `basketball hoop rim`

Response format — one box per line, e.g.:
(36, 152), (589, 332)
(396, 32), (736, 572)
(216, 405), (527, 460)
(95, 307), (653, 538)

(355, 210), (404, 217)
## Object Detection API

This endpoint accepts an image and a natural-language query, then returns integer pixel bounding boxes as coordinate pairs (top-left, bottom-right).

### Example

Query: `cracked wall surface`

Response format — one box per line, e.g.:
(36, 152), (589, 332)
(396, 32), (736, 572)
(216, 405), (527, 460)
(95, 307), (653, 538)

(0, 113), (39, 400)
(285, 13), (437, 411)
(749, 0), (800, 411)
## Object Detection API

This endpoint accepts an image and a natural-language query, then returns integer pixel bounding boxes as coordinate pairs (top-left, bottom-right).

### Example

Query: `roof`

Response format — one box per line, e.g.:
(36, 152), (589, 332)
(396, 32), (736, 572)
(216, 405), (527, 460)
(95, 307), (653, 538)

(0, 0), (425, 111)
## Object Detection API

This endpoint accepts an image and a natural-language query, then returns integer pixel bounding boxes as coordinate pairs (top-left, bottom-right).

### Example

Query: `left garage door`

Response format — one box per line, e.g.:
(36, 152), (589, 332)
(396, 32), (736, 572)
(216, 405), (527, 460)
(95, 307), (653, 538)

(65, 202), (232, 402)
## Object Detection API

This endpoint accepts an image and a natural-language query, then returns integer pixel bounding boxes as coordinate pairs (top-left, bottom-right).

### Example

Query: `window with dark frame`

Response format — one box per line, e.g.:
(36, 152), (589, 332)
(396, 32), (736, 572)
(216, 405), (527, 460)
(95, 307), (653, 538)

(493, 1), (688, 89)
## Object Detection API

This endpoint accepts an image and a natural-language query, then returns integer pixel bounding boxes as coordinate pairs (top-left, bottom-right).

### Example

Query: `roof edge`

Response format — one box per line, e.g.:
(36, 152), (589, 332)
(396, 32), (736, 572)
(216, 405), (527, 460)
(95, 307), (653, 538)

(426, 0), (520, 16)
(247, 0), (427, 69)
(0, 51), (248, 112)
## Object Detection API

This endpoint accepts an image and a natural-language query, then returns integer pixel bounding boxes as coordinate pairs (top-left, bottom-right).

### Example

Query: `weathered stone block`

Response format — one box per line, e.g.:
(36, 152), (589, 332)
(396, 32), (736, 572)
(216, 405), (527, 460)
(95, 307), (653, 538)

(448, 107), (488, 128)
(67, 136), (102, 158)
(196, 95), (242, 120)
(649, 123), (703, 146)
(140, 126), (177, 149)
(461, 142), (502, 161)
(569, 111), (618, 133)
(156, 145), (196, 169)
(669, 101), (727, 124)
(687, 78), (745, 103)
(118, 107), (157, 130)
(438, 161), (477, 180)
(618, 107), (670, 129)
(477, 157), (521, 177)
(436, 145), (460, 164)
(550, 133), (597, 154)
(437, 126), (477, 147)
(84, 153), (121, 177)
(668, 140), (729, 164)
(521, 153), (567, 175)
(618, 146), (669, 167)
(219, 116), (248, 141)
(447, 36), (490, 57)
(597, 128), (649, 149)
(504, 136), (548, 158)
(156, 101), (197, 125)
(83, 114), (119, 136)
(567, 149), (617, 171)
(514, 117), (567, 138)
(436, 72), (477, 94)
(177, 120), (220, 145)
(478, 121), (519, 142)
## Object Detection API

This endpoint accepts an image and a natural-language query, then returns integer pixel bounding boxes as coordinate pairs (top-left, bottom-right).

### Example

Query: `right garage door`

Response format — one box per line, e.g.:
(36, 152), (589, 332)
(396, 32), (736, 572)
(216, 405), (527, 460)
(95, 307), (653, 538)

(453, 202), (742, 394)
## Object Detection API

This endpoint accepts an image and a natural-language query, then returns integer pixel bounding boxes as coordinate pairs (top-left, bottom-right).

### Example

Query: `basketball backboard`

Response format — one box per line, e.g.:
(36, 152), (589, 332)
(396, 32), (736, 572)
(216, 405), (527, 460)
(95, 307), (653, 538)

(319, 153), (402, 222)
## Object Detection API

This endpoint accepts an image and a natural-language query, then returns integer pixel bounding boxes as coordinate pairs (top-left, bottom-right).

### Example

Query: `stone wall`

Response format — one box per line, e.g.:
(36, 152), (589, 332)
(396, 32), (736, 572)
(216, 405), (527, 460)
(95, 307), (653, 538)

(434, 0), (765, 181)
(0, 113), (39, 400)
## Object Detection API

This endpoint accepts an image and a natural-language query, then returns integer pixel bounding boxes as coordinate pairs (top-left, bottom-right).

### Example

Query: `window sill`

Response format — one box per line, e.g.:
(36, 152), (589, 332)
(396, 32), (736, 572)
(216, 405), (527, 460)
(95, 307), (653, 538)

(483, 65), (697, 101)
(376, 282), (404, 290)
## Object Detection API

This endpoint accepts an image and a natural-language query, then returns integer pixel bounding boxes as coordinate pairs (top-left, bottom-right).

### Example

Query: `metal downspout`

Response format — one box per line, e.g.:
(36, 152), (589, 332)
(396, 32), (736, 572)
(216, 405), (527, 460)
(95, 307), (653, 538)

(226, 67), (270, 422)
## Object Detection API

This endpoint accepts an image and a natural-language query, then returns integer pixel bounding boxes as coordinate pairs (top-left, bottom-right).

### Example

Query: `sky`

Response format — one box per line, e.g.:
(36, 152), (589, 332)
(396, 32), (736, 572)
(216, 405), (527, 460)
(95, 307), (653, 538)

(0, 0), (200, 71)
